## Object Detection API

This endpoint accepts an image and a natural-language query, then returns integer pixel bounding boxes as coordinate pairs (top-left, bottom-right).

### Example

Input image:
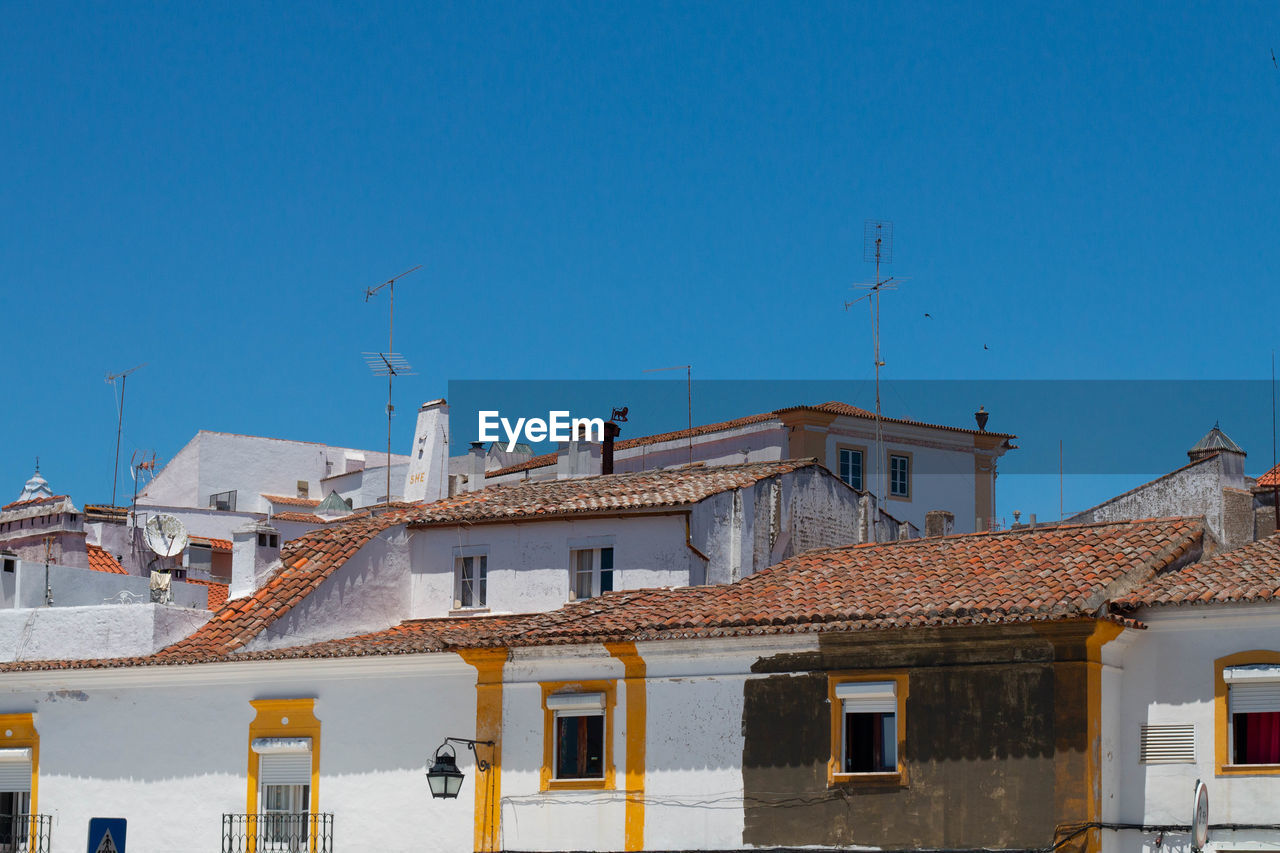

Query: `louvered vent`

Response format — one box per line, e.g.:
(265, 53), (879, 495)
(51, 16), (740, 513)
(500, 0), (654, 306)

(1140, 723), (1195, 764)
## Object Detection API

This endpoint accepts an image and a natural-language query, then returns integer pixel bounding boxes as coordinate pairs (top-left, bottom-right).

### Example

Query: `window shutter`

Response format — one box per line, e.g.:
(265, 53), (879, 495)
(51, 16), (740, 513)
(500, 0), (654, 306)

(1230, 682), (1280, 715)
(0, 748), (32, 793)
(836, 681), (896, 714)
(547, 692), (605, 713)
(1140, 724), (1195, 764)
(259, 753), (312, 787)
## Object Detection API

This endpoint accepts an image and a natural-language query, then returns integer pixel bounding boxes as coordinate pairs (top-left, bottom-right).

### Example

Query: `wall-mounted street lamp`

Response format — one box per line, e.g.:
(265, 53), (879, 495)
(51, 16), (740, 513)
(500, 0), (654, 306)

(426, 737), (494, 799)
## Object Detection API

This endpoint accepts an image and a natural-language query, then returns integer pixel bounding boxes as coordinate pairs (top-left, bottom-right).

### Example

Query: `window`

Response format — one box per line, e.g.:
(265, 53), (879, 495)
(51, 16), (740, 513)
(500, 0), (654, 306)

(828, 673), (908, 784)
(0, 558), (12, 574)
(888, 454), (911, 498)
(571, 547), (614, 600)
(838, 447), (864, 491)
(540, 683), (616, 791)
(0, 791), (30, 852)
(255, 741), (312, 853)
(0, 714), (38, 851)
(454, 555), (487, 609)
(1220, 659), (1280, 770)
(209, 490), (237, 511)
(188, 543), (213, 575)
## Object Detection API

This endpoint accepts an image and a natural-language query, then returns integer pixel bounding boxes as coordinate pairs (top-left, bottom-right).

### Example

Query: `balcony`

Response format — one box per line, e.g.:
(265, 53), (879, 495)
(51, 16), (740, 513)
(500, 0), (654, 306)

(0, 814), (52, 853)
(221, 814), (333, 853)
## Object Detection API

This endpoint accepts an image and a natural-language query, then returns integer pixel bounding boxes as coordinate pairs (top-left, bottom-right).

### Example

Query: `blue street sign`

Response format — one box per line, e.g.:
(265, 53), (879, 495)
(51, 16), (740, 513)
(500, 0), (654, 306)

(86, 818), (126, 853)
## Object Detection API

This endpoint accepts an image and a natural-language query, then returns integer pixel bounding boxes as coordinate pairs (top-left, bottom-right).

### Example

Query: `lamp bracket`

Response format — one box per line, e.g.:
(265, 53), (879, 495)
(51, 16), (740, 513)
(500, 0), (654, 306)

(436, 736), (495, 772)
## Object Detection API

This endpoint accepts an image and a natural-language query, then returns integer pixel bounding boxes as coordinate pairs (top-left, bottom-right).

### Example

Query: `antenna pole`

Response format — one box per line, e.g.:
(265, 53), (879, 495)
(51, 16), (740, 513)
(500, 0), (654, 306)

(1059, 439), (1065, 522)
(1272, 350), (1277, 531)
(105, 363), (146, 508)
(643, 365), (694, 463)
(364, 265), (422, 507)
(43, 536), (53, 607)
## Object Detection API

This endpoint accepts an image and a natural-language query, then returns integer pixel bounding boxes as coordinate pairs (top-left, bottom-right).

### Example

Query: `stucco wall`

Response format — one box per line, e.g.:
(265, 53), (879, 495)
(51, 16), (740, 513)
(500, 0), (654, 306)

(0, 657), (478, 853)
(0, 602), (209, 661)
(410, 515), (694, 618)
(1112, 605), (1280, 850)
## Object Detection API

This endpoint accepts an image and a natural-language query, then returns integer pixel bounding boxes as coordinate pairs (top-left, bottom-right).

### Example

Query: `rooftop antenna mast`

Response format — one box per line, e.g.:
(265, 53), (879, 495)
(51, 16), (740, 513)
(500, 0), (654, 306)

(364, 265), (422, 508)
(643, 365), (693, 463)
(846, 220), (897, 510)
(105, 363), (146, 508)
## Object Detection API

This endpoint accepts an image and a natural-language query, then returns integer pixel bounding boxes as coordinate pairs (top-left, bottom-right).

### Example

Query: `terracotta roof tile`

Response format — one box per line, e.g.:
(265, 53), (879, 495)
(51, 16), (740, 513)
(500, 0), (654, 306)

(85, 545), (127, 575)
(0, 515), (1203, 673)
(270, 512), (327, 524)
(190, 537), (232, 552)
(183, 578), (230, 609)
(1117, 532), (1280, 608)
(262, 495), (321, 508)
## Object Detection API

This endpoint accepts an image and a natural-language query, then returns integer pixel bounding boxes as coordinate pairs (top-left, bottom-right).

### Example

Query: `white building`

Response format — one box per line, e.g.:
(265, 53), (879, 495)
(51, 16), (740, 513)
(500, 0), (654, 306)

(462, 400), (1015, 535)
(0, 515), (1220, 853)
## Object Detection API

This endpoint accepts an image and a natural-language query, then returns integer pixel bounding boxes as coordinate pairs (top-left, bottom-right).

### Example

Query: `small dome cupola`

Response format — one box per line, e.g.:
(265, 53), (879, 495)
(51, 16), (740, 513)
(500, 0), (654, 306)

(1188, 422), (1246, 463)
(16, 462), (53, 503)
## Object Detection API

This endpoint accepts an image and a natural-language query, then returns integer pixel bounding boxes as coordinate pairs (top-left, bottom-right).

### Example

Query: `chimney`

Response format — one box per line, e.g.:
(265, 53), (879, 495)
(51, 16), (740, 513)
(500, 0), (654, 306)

(925, 510), (955, 538)
(403, 399), (449, 504)
(230, 521), (280, 600)
(467, 441), (487, 492)
(555, 425), (602, 479)
(602, 421), (622, 475)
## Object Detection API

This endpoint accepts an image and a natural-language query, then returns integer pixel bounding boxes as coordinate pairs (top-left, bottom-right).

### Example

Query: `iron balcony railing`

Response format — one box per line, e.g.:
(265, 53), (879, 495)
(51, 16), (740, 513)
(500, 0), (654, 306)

(221, 814), (333, 853)
(0, 814), (52, 853)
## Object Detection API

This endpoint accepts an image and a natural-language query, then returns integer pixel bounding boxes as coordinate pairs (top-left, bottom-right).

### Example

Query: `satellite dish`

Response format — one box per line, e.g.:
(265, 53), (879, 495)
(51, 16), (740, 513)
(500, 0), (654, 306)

(144, 513), (189, 558)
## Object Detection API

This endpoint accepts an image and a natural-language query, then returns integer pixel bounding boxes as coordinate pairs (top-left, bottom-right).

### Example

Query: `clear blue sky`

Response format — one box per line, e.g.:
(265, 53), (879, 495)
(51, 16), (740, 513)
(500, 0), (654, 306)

(5, 1), (1279, 518)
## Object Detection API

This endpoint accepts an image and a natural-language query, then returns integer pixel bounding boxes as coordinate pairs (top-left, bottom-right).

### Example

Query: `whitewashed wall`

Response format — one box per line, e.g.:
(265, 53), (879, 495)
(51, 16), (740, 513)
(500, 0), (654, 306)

(1110, 604), (1280, 853)
(141, 432), (409, 515)
(0, 656), (478, 853)
(410, 515), (695, 618)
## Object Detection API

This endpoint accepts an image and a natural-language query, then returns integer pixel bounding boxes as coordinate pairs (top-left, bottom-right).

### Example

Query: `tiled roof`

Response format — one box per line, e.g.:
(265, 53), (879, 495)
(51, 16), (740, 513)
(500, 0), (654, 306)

(486, 401), (1014, 479)
(0, 495), (72, 513)
(270, 512), (327, 524)
(1189, 424), (1244, 456)
(414, 459), (817, 527)
(1257, 463), (1280, 489)
(0, 515), (1202, 675)
(190, 537), (232, 552)
(1117, 533), (1280, 609)
(263, 494), (321, 508)
(463, 517), (1203, 647)
(85, 545), (127, 575)
(183, 578), (230, 610)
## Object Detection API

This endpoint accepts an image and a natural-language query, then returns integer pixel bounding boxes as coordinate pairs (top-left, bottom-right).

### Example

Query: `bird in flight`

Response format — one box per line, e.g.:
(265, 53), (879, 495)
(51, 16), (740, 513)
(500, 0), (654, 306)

(983, 344), (990, 350)
(1273, 48), (1277, 68)
(924, 313), (932, 318)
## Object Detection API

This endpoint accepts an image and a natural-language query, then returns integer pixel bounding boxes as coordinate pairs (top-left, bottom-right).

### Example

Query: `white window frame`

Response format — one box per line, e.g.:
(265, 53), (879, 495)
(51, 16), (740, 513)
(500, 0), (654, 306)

(548, 693), (606, 781)
(888, 454), (911, 498)
(454, 554), (488, 610)
(836, 680), (899, 776)
(570, 547), (614, 600)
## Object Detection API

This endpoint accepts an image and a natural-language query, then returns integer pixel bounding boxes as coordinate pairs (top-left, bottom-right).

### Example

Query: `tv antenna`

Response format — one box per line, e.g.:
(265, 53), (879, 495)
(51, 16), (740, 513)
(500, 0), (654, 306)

(364, 265), (422, 508)
(105, 363), (146, 509)
(845, 220), (901, 508)
(643, 365), (693, 463)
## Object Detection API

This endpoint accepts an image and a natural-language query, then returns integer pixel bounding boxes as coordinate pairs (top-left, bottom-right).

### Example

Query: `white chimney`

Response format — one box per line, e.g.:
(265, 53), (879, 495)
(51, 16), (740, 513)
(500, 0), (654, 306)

(403, 399), (448, 504)
(230, 521), (281, 600)
(555, 439), (602, 479)
(467, 441), (487, 492)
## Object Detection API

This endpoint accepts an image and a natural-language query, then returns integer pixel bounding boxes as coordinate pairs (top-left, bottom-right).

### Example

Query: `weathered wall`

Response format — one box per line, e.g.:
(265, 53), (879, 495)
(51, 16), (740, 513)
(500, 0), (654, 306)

(1069, 455), (1240, 546)
(2, 560), (207, 610)
(741, 627), (1091, 850)
(410, 515), (693, 618)
(0, 602), (210, 661)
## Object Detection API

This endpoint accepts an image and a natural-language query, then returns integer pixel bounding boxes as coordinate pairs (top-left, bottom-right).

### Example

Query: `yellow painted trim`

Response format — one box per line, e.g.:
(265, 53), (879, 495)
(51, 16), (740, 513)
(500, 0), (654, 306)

(246, 699), (321, 853)
(827, 670), (909, 787)
(0, 713), (39, 823)
(459, 648), (507, 853)
(540, 680), (617, 792)
(1214, 650), (1280, 776)
(606, 642), (647, 852)
(1084, 621), (1122, 853)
